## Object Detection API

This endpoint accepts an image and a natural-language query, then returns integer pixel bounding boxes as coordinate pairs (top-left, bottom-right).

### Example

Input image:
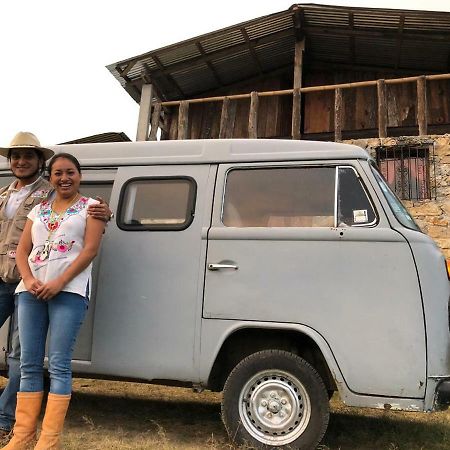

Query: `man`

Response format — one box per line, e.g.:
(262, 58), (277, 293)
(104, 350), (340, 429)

(0, 132), (110, 439)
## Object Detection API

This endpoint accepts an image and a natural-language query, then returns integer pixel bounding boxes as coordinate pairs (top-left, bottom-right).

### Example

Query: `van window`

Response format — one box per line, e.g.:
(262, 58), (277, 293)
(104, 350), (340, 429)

(80, 183), (113, 203)
(118, 177), (196, 231)
(222, 167), (335, 227)
(370, 163), (421, 231)
(337, 167), (377, 227)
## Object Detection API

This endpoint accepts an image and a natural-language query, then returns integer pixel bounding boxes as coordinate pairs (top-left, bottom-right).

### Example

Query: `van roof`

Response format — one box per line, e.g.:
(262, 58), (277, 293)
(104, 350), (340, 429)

(0, 139), (370, 170)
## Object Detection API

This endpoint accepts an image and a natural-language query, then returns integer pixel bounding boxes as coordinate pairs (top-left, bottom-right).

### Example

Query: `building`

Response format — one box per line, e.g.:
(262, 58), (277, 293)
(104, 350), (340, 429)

(107, 3), (450, 255)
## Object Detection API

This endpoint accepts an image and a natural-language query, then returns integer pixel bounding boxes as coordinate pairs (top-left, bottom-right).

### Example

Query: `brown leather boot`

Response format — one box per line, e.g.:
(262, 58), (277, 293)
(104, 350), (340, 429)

(34, 394), (71, 450)
(1, 392), (43, 450)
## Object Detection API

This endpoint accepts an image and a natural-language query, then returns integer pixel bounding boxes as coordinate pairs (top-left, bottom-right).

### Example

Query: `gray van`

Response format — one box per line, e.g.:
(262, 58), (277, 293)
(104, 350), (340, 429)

(0, 139), (449, 449)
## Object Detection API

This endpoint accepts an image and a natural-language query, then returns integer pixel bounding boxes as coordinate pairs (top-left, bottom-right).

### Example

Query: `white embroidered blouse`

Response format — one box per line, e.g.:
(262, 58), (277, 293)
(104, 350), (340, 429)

(15, 196), (98, 298)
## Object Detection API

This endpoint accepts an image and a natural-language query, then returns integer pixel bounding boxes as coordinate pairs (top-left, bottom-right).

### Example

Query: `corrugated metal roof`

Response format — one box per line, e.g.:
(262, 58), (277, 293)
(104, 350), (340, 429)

(107, 3), (450, 103)
(60, 132), (131, 145)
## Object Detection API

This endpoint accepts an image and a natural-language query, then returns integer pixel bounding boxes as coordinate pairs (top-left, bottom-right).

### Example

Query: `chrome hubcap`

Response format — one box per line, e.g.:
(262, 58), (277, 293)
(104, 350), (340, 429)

(239, 370), (311, 446)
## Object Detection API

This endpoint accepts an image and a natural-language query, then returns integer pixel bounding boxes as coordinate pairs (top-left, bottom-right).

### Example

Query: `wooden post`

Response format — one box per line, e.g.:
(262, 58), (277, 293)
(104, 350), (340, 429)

(417, 75), (428, 135)
(160, 111), (170, 141)
(219, 97), (230, 139)
(293, 40), (305, 93)
(178, 101), (189, 140)
(292, 39), (305, 139)
(149, 102), (162, 141)
(292, 88), (301, 140)
(248, 91), (259, 138)
(136, 84), (153, 141)
(334, 88), (343, 142)
(377, 79), (387, 139)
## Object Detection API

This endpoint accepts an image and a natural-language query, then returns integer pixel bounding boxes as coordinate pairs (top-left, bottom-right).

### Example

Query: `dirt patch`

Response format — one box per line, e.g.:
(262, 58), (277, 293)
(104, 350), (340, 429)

(1, 377), (449, 449)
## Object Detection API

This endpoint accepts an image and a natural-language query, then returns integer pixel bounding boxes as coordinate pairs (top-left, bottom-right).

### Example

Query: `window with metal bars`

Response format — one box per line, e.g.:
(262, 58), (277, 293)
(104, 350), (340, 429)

(375, 145), (434, 201)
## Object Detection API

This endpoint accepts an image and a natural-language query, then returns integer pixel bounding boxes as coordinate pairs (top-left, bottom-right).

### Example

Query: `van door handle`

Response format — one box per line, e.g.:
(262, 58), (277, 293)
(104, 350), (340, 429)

(208, 263), (238, 271)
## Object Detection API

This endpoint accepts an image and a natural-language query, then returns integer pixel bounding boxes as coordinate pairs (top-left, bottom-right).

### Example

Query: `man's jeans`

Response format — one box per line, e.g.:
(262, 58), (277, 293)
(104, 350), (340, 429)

(0, 280), (19, 431)
(18, 291), (87, 395)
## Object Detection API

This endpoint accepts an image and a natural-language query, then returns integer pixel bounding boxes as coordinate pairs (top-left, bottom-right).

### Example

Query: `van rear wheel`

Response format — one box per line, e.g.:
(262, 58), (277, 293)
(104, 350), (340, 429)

(222, 350), (329, 449)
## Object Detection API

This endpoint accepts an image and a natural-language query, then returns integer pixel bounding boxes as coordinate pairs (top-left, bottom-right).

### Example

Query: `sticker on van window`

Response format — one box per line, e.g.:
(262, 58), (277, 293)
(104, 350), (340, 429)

(353, 209), (368, 223)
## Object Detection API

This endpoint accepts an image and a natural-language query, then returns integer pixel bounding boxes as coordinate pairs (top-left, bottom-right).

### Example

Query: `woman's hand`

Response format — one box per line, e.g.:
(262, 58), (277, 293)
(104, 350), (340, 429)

(35, 277), (65, 301)
(23, 276), (44, 296)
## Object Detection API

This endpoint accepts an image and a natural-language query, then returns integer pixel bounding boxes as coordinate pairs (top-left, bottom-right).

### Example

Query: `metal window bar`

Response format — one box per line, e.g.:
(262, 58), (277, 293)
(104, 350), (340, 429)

(376, 144), (433, 201)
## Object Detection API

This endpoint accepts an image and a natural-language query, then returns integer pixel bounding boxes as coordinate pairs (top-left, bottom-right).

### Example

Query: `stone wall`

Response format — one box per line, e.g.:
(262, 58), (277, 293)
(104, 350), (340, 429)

(345, 134), (450, 258)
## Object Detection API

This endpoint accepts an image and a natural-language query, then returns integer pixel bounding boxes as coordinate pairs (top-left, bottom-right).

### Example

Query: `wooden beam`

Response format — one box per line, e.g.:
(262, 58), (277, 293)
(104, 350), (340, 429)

(248, 92), (259, 139)
(140, 68), (167, 104)
(195, 64), (293, 99)
(158, 73), (450, 106)
(303, 26), (450, 43)
(151, 55), (185, 99)
(308, 59), (443, 76)
(417, 75), (428, 135)
(160, 111), (171, 140)
(377, 79), (387, 139)
(136, 84), (153, 141)
(292, 39), (304, 140)
(292, 88), (301, 140)
(178, 101), (189, 140)
(125, 83), (143, 104)
(292, 7), (305, 41)
(240, 28), (264, 75)
(143, 29), (294, 79)
(149, 102), (162, 141)
(293, 39), (305, 90)
(334, 88), (343, 142)
(195, 42), (223, 87)
(395, 14), (405, 70)
(117, 59), (138, 78)
(219, 97), (230, 139)
(348, 12), (355, 65)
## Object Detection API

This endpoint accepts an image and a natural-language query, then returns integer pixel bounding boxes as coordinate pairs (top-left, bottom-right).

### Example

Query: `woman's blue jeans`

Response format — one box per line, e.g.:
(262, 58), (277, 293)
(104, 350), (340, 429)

(17, 291), (87, 395)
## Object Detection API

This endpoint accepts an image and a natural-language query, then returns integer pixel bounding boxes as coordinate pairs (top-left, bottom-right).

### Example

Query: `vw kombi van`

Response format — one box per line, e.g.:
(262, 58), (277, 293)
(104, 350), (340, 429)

(0, 139), (449, 449)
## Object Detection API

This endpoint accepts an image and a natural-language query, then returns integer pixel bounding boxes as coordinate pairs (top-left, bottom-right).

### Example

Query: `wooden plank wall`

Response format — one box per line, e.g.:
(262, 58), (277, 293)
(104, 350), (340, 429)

(163, 71), (450, 139)
(303, 70), (450, 134)
(429, 79), (450, 126)
(164, 76), (291, 139)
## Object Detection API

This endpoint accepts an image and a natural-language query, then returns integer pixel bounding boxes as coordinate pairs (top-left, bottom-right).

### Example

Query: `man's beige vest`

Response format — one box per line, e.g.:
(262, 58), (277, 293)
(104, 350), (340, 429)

(0, 178), (52, 283)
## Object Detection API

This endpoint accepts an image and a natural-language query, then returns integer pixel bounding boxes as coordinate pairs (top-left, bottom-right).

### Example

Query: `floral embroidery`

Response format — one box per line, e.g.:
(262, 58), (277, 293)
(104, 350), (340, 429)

(39, 197), (88, 232)
(52, 239), (75, 253)
(30, 251), (45, 264)
(30, 239), (75, 264)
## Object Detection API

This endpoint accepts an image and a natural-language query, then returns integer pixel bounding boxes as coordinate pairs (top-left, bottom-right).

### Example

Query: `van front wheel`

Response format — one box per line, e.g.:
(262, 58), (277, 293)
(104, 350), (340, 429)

(222, 350), (329, 449)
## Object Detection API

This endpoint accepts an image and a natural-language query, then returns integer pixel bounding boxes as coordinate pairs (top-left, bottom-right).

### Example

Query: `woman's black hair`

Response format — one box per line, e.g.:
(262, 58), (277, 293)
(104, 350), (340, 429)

(7, 148), (46, 175)
(47, 153), (82, 175)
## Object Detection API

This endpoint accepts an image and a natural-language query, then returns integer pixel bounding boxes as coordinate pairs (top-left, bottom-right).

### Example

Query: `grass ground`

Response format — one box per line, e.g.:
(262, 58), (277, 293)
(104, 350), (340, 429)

(1, 377), (449, 449)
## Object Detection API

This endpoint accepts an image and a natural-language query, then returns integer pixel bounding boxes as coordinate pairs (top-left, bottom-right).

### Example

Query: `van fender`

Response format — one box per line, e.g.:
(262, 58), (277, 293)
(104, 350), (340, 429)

(200, 319), (346, 390)
(199, 319), (430, 412)
(199, 319), (426, 411)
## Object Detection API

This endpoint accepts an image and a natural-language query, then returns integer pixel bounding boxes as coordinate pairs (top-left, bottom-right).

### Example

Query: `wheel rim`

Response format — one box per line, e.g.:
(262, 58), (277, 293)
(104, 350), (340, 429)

(238, 369), (312, 446)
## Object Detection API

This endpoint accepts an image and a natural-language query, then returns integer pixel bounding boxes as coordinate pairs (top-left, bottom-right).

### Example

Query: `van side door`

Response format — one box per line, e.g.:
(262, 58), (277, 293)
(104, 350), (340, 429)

(78, 164), (215, 382)
(203, 161), (426, 399)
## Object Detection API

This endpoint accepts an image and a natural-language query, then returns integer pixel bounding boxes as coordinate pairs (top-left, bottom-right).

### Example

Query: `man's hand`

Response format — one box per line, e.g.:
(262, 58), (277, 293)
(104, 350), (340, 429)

(87, 196), (113, 222)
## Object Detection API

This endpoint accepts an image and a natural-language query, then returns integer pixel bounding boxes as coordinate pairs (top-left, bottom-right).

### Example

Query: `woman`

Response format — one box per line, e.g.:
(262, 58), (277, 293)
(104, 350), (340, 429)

(3, 153), (105, 450)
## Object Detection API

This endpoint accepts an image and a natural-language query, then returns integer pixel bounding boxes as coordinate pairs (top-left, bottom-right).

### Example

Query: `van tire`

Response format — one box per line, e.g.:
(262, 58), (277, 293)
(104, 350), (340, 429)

(221, 349), (329, 449)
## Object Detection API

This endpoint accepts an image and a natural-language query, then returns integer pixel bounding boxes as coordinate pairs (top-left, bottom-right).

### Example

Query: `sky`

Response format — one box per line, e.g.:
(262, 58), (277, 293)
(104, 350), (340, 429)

(0, 0), (449, 146)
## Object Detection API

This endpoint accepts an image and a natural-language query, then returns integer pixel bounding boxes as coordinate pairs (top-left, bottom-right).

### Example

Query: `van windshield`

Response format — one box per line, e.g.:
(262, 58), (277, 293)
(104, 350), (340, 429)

(370, 163), (421, 232)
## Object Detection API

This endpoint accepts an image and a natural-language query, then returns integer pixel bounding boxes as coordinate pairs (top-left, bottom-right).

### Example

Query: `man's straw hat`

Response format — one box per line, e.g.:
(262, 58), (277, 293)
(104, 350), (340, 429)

(0, 132), (54, 160)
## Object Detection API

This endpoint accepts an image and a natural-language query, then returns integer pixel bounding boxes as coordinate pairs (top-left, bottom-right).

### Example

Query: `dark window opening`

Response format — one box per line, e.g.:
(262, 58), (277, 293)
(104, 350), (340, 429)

(118, 177), (196, 231)
(375, 145), (434, 201)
